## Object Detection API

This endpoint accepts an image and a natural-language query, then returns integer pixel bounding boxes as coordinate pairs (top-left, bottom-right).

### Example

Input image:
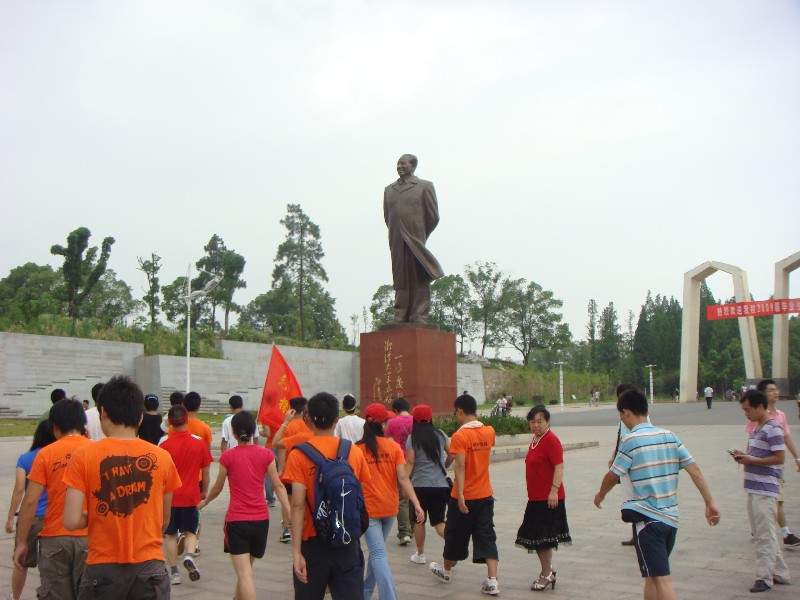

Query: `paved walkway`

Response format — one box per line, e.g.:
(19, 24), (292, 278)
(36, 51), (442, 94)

(1, 420), (799, 599)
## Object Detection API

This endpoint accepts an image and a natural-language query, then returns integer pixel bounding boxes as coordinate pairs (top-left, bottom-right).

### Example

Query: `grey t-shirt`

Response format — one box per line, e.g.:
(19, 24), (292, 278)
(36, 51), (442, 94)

(407, 429), (450, 488)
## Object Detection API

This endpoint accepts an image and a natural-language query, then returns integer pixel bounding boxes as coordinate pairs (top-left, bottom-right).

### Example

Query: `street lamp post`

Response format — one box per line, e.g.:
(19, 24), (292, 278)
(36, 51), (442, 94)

(555, 361), (566, 412)
(645, 364), (657, 404)
(183, 265), (221, 391)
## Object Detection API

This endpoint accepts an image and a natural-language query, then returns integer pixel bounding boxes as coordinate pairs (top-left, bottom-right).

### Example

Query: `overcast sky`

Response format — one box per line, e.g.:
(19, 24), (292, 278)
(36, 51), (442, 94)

(2, 0), (798, 355)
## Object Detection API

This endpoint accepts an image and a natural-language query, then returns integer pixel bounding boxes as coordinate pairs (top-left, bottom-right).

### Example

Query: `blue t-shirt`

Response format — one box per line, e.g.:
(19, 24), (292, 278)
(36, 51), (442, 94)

(611, 423), (694, 528)
(17, 449), (48, 517)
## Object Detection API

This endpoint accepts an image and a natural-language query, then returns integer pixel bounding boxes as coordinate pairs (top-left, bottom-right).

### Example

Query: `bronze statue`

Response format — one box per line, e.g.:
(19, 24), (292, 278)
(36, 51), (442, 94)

(383, 154), (444, 325)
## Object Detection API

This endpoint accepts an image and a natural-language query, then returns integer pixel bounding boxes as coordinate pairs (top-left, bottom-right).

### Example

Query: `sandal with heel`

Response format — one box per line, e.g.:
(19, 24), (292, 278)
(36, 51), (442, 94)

(531, 571), (556, 591)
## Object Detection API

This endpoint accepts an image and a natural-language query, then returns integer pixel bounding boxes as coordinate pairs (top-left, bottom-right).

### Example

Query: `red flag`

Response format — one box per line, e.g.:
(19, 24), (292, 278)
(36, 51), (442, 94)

(257, 345), (303, 429)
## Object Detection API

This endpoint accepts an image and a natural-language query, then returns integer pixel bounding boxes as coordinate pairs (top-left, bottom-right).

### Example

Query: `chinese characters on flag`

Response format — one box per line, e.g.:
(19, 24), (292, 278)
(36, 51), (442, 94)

(706, 298), (800, 321)
(257, 345), (303, 429)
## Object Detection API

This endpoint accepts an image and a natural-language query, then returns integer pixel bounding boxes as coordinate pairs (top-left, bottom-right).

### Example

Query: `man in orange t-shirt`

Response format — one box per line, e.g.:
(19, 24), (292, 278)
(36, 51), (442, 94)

(283, 392), (371, 600)
(14, 398), (91, 599)
(167, 391), (213, 449)
(63, 375), (181, 600)
(429, 394), (499, 596)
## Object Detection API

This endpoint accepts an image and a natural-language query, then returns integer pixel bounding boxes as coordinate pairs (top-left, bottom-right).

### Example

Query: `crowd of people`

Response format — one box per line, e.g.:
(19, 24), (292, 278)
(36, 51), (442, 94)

(4, 377), (799, 599)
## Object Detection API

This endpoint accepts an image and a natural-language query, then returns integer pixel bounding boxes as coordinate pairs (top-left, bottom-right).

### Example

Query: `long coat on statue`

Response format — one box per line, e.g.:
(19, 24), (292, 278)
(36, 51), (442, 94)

(383, 175), (445, 289)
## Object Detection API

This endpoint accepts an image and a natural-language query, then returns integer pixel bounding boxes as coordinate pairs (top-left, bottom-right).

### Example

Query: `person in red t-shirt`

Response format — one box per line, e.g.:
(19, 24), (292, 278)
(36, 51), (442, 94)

(198, 410), (290, 600)
(514, 405), (572, 591)
(160, 405), (213, 585)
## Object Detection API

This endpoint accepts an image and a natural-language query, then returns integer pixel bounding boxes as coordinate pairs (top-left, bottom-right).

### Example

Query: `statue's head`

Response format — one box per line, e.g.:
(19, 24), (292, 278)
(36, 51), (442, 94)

(397, 154), (418, 177)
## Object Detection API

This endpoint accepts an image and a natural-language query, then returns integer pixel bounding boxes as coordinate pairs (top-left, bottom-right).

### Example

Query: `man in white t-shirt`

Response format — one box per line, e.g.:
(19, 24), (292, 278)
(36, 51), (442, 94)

(333, 394), (365, 442)
(704, 385), (714, 410)
(220, 395), (259, 452)
(85, 382), (106, 441)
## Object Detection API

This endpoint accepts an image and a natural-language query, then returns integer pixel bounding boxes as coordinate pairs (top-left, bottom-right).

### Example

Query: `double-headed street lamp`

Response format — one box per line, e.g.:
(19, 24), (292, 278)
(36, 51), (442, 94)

(183, 265), (221, 391)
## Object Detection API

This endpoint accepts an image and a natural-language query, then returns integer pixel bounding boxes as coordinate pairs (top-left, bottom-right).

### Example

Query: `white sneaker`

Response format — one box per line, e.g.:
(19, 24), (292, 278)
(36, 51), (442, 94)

(481, 578), (500, 595)
(170, 572), (182, 585)
(429, 562), (451, 583)
(399, 535), (412, 546)
(410, 551), (427, 564)
(183, 554), (200, 581)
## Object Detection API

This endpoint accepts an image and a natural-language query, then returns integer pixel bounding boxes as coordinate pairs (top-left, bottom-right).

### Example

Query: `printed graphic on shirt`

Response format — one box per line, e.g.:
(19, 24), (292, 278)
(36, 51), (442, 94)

(92, 453), (159, 517)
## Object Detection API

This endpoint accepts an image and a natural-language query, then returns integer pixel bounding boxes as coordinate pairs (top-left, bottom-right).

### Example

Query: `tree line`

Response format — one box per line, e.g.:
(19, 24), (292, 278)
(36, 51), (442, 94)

(1, 207), (797, 397)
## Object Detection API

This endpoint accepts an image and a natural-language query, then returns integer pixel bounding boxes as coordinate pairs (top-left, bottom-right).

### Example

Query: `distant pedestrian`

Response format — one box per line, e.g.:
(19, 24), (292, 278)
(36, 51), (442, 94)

(594, 388), (720, 600)
(334, 393), (366, 443)
(704, 386), (714, 409)
(732, 389), (791, 592)
(137, 393), (164, 445)
(85, 383), (105, 441)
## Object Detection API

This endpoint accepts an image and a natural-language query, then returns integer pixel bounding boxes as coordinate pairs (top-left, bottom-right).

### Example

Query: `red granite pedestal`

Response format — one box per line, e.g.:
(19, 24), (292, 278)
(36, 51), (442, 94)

(359, 328), (457, 416)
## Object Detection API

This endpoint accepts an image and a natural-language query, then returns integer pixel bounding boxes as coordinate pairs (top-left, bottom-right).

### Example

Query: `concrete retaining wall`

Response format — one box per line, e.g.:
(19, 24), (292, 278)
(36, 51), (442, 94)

(0, 333), (485, 416)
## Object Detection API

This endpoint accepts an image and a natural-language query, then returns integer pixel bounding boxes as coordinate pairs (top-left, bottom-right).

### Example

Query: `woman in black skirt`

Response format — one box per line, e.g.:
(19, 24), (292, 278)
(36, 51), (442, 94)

(515, 405), (571, 591)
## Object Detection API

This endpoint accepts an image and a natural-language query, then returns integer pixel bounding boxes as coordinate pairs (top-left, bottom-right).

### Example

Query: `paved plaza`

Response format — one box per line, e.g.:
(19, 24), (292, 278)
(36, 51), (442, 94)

(1, 401), (799, 599)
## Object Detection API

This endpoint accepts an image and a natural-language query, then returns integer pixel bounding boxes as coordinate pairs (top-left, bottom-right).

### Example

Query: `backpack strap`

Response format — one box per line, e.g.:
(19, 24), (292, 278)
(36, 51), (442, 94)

(336, 438), (352, 461)
(297, 441), (327, 467)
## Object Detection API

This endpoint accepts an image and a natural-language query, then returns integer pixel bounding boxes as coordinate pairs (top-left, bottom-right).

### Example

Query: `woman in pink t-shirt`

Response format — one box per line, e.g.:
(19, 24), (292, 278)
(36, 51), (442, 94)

(199, 411), (290, 600)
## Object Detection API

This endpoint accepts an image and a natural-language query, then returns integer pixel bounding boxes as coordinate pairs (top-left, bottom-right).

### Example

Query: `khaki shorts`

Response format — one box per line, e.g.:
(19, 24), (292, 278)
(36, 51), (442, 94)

(13, 515), (44, 568)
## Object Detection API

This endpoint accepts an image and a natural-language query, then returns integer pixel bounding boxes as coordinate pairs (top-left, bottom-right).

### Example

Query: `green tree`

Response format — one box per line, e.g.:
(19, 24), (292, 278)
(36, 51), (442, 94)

(218, 250), (246, 332)
(597, 302), (622, 372)
(81, 270), (142, 327)
(195, 234), (228, 329)
(465, 261), (506, 356)
(586, 299), (598, 372)
(272, 204), (328, 342)
(0, 263), (61, 324)
(161, 276), (209, 329)
(369, 284), (395, 330)
(50, 227), (115, 326)
(431, 274), (474, 353)
(137, 253), (161, 327)
(501, 278), (566, 365)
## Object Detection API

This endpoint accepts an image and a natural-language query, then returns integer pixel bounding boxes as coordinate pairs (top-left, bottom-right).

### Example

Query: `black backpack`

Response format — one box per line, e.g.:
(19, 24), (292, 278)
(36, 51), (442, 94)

(297, 439), (368, 547)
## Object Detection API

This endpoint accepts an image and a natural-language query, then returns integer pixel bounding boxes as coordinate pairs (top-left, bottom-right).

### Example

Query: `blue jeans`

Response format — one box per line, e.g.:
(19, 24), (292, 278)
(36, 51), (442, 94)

(264, 474), (276, 504)
(363, 516), (397, 600)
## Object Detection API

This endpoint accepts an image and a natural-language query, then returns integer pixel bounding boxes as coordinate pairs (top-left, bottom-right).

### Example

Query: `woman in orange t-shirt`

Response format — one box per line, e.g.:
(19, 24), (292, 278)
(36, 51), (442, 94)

(357, 403), (423, 600)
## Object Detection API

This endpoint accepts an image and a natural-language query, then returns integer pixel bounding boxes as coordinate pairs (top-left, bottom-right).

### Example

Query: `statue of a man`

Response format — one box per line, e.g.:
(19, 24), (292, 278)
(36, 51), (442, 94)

(383, 154), (444, 325)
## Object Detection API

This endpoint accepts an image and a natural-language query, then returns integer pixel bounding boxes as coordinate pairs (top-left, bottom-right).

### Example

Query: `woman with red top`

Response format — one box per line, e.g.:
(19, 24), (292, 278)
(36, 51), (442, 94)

(199, 410), (290, 600)
(515, 405), (571, 592)
(358, 403), (423, 600)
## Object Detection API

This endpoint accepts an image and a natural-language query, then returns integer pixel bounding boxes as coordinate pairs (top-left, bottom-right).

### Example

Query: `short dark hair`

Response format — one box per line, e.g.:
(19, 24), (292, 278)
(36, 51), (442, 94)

(30, 419), (56, 451)
(228, 395), (244, 410)
(391, 397), (410, 413)
(615, 383), (636, 398)
(617, 389), (649, 416)
(307, 392), (339, 429)
(169, 391), (184, 406)
(91, 383), (104, 403)
(740, 389), (768, 410)
(232, 410), (256, 442)
(289, 396), (308, 412)
(49, 398), (87, 435)
(168, 405), (188, 426)
(97, 375), (144, 428)
(526, 404), (551, 422)
(50, 388), (67, 404)
(342, 394), (357, 412)
(144, 395), (159, 412)
(454, 394), (477, 415)
(757, 379), (776, 393)
(183, 392), (202, 412)
(401, 153), (418, 168)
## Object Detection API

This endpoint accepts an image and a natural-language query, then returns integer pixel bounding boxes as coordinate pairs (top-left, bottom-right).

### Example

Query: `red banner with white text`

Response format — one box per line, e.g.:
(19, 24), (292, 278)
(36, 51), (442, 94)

(706, 298), (800, 321)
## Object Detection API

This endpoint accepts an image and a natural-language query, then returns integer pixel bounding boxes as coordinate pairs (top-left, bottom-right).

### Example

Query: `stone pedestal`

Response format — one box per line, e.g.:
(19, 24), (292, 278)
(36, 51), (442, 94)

(360, 328), (457, 415)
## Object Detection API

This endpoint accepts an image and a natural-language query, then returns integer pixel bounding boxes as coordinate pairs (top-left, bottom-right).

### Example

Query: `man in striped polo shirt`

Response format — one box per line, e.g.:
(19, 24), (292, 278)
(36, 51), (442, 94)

(595, 389), (720, 600)
(733, 389), (791, 593)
